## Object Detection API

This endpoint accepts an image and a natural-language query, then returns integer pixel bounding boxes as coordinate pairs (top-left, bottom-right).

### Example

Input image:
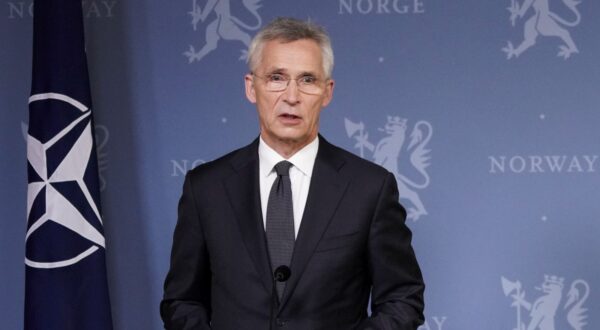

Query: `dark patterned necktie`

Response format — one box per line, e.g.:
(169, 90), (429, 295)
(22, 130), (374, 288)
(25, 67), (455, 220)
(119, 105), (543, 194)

(265, 160), (295, 300)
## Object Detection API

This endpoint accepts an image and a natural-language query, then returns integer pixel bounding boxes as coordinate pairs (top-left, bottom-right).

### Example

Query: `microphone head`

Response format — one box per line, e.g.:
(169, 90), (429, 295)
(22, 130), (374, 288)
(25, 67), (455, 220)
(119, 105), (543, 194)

(274, 265), (291, 282)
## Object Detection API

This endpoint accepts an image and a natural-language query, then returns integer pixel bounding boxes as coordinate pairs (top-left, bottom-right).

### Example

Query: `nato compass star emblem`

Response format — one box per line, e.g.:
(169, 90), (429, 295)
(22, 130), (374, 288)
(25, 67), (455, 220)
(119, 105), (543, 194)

(26, 93), (106, 269)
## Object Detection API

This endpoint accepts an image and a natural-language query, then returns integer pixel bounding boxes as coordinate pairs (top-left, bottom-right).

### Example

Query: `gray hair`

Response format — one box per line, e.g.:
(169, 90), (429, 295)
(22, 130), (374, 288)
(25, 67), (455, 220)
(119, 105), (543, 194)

(247, 17), (334, 78)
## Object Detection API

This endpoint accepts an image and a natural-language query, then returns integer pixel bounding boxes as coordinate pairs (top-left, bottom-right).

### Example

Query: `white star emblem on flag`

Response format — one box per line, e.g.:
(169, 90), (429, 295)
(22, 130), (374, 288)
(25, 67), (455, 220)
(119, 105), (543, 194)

(26, 93), (105, 269)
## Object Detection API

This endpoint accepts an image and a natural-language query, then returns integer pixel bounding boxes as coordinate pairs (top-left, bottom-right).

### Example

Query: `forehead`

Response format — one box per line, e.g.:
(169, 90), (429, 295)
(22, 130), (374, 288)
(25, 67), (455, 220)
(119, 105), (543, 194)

(257, 38), (324, 75)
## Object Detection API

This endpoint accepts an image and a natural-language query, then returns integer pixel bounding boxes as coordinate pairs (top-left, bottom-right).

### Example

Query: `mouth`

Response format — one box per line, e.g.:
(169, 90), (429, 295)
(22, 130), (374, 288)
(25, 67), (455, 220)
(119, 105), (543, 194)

(279, 113), (301, 120)
(278, 113), (302, 125)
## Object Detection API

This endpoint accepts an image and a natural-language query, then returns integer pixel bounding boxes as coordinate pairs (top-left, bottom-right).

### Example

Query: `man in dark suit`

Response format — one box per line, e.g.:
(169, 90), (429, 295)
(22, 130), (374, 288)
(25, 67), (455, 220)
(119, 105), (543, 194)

(161, 17), (425, 330)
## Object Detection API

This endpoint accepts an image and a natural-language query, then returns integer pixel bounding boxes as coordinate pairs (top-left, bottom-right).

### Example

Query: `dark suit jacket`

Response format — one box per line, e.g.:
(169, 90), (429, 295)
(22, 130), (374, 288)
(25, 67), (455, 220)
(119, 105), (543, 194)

(161, 136), (424, 330)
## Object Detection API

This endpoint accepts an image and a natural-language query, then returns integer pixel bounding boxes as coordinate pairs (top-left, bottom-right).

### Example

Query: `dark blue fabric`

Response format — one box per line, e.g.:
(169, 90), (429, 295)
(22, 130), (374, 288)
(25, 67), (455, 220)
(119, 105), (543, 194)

(25, 0), (113, 329)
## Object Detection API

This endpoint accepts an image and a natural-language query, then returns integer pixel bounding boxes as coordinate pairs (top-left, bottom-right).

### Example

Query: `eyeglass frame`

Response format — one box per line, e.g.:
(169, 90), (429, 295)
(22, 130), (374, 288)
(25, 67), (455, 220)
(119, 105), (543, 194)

(251, 72), (330, 95)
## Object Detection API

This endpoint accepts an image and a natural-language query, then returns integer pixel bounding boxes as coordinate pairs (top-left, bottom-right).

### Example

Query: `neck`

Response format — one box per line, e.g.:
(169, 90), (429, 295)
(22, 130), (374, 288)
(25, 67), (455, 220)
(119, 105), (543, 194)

(261, 135), (317, 159)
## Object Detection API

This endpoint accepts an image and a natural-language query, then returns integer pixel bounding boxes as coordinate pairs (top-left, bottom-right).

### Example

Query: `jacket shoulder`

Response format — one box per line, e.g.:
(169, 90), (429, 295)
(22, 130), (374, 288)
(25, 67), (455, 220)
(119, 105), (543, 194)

(323, 139), (390, 179)
(186, 140), (257, 183)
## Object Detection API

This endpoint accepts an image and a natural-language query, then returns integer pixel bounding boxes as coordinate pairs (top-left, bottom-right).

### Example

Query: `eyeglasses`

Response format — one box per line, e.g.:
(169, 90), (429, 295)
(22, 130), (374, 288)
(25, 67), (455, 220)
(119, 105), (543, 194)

(252, 73), (327, 95)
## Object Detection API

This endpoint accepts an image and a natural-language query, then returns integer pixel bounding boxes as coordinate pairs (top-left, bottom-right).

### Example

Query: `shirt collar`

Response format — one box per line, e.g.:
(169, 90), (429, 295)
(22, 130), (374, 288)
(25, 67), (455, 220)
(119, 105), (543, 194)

(258, 136), (319, 178)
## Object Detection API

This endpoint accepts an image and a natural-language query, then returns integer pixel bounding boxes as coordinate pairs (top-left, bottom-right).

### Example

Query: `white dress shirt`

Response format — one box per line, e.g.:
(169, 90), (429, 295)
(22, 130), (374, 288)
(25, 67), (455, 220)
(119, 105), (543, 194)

(258, 136), (319, 239)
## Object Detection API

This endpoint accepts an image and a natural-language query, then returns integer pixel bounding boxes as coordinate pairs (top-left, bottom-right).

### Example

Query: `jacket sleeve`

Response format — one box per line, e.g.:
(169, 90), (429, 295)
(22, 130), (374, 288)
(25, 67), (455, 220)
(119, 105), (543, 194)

(359, 172), (425, 330)
(160, 172), (212, 330)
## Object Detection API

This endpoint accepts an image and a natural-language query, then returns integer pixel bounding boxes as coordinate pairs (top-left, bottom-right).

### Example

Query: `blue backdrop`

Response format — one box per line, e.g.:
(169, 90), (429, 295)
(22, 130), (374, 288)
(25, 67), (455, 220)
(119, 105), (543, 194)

(2, 1), (599, 329)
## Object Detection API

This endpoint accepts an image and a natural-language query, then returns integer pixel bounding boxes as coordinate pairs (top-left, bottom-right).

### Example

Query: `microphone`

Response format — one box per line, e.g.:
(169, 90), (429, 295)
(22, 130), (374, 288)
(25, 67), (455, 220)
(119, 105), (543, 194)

(274, 265), (291, 282)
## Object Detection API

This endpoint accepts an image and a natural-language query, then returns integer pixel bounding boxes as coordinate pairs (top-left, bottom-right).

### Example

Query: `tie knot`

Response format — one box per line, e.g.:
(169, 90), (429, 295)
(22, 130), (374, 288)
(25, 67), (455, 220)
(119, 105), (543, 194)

(274, 161), (293, 176)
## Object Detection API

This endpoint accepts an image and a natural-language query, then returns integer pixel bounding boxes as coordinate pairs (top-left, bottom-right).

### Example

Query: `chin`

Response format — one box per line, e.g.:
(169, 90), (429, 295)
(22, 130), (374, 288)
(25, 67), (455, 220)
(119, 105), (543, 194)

(272, 130), (306, 142)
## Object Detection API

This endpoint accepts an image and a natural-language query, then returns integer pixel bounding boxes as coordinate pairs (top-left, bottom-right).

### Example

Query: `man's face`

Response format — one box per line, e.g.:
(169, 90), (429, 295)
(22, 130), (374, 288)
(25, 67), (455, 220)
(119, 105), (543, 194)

(245, 39), (334, 151)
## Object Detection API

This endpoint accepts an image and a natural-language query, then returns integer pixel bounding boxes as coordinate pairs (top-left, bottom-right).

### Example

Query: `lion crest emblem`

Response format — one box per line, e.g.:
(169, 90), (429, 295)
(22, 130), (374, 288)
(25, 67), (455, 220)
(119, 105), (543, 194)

(345, 116), (432, 222)
(502, 0), (582, 59)
(184, 0), (263, 63)
(502, 275), (590, 330)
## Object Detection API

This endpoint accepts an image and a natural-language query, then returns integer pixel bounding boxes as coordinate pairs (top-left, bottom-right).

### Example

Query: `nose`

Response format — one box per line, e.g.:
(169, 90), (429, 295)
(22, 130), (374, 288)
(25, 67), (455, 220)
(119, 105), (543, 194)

(283, 79), (300, 104)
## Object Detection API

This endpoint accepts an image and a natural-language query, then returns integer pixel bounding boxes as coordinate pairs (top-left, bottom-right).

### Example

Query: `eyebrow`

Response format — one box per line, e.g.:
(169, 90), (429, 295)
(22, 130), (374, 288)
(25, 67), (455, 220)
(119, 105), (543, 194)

(266, 68), (318, 77)
(263, 67), (286, 74)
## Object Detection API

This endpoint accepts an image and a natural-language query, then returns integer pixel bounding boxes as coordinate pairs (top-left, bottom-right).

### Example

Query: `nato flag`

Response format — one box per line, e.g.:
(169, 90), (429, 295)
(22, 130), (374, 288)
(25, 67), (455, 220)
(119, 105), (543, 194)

(25, 0), (113, 329)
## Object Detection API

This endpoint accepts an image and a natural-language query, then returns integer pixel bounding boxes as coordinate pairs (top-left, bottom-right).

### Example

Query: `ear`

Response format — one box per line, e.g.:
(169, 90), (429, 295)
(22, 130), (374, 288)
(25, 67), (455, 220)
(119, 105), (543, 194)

(244, 74), (257, 104)
(321, 79), (335, 108)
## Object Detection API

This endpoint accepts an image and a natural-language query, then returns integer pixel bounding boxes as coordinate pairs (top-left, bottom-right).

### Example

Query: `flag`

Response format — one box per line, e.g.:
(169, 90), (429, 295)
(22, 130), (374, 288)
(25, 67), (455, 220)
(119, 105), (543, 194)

(25, 0), (113, 329)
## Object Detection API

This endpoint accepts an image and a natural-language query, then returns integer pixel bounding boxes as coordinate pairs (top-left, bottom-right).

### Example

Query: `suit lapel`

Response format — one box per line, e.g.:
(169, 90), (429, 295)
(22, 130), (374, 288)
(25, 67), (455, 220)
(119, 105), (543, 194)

(279, 138), (349, 310)
(223, 140), (273, 294)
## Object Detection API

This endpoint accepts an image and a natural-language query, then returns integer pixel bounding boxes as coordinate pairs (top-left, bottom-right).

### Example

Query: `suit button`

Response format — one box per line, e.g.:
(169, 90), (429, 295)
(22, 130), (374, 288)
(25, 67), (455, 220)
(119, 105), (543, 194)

(276, 318), (287, 327)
